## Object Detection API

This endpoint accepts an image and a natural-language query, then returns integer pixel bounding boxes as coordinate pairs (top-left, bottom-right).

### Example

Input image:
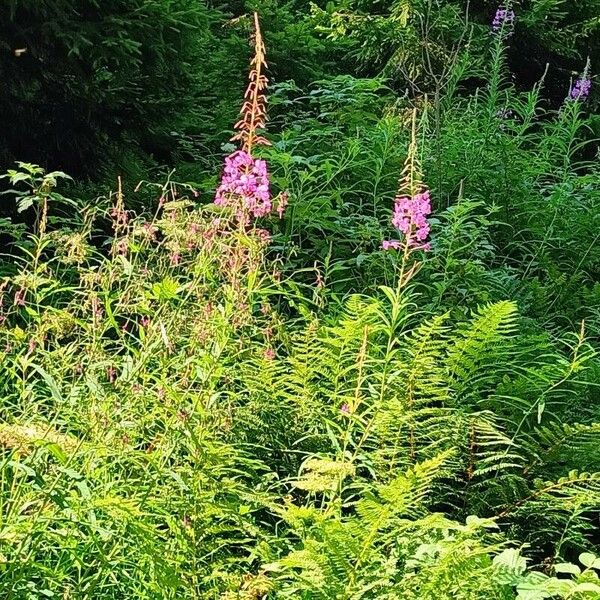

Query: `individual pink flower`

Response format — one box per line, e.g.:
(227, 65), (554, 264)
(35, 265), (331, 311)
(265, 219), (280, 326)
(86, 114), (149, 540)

(110, 206), (129, 227)
(263, 347), (275, 360)
(142, 222), (157, 241)
(341, 403), (350, 414)
(116, 238), (128, 255)
(13, 288), (26, 307)
(315, 270), (324, 289)
(255, 228), (271, 245)
(381, 240), (402, 251)
(107, 366), (117, 384)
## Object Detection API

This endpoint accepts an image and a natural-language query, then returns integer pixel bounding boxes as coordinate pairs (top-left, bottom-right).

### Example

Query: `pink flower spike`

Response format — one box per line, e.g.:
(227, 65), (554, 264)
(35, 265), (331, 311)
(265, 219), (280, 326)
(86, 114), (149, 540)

(341, 403), (350, 414)
(215, 150), (272, 221)
(391, 190), (432, 250)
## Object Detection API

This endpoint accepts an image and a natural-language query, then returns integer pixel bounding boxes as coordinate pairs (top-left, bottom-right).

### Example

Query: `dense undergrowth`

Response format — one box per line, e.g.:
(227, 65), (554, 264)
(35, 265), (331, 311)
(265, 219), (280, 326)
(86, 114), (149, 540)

(1, 1), (600, 599)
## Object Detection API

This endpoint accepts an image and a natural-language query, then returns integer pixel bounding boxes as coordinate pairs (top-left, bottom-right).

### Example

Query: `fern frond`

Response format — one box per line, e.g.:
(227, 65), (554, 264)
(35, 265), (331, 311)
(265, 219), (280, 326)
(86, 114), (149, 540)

(447, 300), (519, 400)
(356, 451), (454, 528)
(522, 421), (600, 475)
(470, 411), (526, 479)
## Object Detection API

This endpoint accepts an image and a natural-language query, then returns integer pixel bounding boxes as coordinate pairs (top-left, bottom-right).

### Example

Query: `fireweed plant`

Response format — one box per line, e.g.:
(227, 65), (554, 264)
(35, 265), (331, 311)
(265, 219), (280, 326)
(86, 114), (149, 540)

(214, 13), (287, 227)
(1, 7), (600, 600)
(382, 111), (432, 256)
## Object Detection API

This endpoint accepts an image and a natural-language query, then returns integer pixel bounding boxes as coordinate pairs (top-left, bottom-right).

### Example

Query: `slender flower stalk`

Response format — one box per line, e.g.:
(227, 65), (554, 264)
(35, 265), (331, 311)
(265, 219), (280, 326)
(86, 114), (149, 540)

(382, 109), (432, 253)
(214, 13), (287, 224)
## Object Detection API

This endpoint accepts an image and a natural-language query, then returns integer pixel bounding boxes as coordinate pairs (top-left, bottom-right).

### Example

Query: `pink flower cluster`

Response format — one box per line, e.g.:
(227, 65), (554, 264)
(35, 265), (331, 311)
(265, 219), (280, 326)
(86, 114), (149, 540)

(383, 190), (432, 251)
(215, 150), (272, 221)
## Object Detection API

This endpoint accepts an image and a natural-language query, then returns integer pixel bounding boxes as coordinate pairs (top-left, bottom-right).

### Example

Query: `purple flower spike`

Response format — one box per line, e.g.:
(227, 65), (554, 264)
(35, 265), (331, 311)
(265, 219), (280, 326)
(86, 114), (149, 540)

(570, 78), (591, 101)
(492, 6), (515, 34)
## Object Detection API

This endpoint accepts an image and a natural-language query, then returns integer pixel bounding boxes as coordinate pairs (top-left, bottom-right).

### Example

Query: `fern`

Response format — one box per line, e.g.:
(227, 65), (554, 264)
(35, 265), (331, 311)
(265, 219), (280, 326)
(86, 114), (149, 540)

(447, 301), (519, 401)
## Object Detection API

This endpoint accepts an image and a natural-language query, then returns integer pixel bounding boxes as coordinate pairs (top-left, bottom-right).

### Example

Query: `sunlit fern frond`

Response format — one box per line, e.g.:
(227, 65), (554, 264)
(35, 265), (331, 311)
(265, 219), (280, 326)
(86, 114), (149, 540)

(356, 451), (454, 528)
(446, 300), (519, 402)
(366, 313), (457, 472)
(390, 0), (412, 26)
(468, 410), (527, 483)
